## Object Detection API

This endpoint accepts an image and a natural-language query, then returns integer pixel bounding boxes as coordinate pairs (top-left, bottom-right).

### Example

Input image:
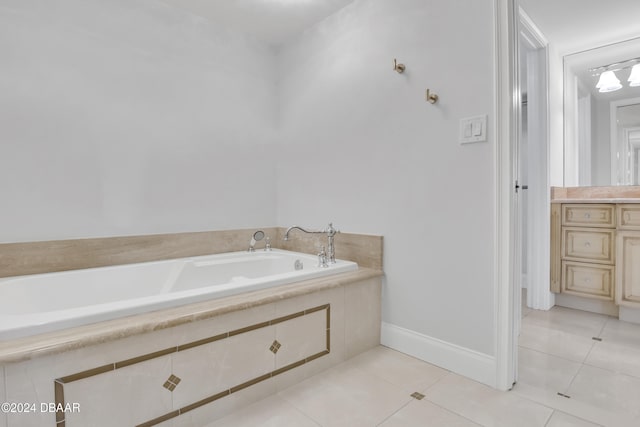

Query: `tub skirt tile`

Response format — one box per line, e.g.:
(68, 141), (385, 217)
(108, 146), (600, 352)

(5, 359), (57, 427)
(274, 309), (328, 370)
(169, 303), (277, 349)
(63, 355), (174, 426)
(170, 376), (277, 427)
(172, 326), (276, 410)
(345, 278), (382, 359)
(0, 366), (6, 427)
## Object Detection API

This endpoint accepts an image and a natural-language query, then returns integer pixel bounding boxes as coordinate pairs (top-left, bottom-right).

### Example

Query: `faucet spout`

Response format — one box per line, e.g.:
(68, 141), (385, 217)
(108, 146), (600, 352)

(283, 223), (340, 264)
(283, 225), (321, 241)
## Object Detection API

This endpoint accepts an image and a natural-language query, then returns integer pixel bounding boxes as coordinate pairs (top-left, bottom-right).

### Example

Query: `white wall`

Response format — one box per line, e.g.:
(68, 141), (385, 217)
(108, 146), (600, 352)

(0, 0), (278, 243)
(276, 0), (496, 357)
(593, 97), (611, 185)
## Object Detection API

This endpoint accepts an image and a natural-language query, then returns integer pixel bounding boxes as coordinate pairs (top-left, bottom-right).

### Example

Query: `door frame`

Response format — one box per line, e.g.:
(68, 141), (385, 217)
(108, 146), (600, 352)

(494, 0), (518, 391)
(518, 9), (552, 312)
(494, 0), (551, 390)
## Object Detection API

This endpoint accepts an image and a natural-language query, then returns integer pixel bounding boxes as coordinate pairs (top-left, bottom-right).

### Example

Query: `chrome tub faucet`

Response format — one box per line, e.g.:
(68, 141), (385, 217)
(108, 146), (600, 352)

(283, 223), (340, 264)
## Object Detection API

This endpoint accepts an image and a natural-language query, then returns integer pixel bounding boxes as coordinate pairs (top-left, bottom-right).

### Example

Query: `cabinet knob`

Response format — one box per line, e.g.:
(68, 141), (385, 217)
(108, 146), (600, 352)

(585, 242), (591, 248)
(584, 213), (591, 219)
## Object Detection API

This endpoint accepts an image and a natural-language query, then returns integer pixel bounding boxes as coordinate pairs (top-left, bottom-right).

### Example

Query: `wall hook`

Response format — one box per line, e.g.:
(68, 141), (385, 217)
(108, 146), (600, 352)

(425, 88), (439, 104)
(393, 58), (405, 74)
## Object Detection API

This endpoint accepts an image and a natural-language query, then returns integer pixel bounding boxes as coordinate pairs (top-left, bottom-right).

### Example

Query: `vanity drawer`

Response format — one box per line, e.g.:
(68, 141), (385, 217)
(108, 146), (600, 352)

(562, 204), (615, 228)
(617, 205), (640, 230)
(562, 227), (614, 264)
(562, 261), (614, 300)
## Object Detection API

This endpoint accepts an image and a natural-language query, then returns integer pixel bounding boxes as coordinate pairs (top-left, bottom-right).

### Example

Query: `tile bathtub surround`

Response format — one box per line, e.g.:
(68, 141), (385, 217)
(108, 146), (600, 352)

(276, 228), (383, 270)
(0, 268), (381, 364)
(0, 228), (276, 278)
(1, 276), (380, 427)
(0, 228), (382, 278)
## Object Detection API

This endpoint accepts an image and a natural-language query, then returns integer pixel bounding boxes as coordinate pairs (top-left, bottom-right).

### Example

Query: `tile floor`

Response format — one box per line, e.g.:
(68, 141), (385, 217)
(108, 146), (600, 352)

(205, 303), (640, 427)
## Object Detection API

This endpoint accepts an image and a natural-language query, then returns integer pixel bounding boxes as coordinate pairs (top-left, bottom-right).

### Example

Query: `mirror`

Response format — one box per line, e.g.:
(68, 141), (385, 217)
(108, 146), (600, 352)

(564, 37), (640, 186)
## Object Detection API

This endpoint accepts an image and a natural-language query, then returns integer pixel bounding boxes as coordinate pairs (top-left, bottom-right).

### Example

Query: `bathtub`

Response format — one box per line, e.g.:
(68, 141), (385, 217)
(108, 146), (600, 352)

(0, 249), (358, 341)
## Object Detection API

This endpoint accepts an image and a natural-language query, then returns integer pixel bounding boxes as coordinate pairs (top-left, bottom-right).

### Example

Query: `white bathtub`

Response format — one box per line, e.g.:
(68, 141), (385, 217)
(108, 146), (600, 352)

(0, 249), (357, 341)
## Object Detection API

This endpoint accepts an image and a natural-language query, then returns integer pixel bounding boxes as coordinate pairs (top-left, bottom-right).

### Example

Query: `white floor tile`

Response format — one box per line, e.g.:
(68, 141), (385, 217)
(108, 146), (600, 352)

(545, 411), (602, 427)
(423, 373), (553, 427)
(585, 340), (640, 379)
(511, 381), (639, 427)
(599, 317), (640, 350)
(379, 400), (481, 427)
(203, 395), (319, 427)
(523, 306), (608, 338)
(567, 364), (640, 419)
(278, 362), (412, 427)
(341, 346), (449, 394)
(519, 322), (595, 362)
(517, 347), (581, 393)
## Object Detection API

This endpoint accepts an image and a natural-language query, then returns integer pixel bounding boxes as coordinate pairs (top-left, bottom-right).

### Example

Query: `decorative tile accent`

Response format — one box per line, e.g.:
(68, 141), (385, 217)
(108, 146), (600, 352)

(270, 340), (282, 354)
(411, 392), (425, 400)
(54, 304), (331, 427)
(163, 375), (181, 392)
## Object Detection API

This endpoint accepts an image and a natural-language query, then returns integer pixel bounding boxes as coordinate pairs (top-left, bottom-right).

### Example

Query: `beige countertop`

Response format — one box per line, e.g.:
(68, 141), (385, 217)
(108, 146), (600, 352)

(0, 267), (383, 364)
(551, 198), (640, 204)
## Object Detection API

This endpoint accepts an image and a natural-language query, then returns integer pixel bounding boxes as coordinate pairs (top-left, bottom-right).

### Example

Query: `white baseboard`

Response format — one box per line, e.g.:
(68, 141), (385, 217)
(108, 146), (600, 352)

(381, 322), (496, 388)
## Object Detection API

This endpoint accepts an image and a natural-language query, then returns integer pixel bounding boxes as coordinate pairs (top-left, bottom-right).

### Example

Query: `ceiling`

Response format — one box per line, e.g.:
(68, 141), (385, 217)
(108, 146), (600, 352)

(159, 0), (356, 46)
(520, 0), (640, 101)
(519, 0), (640, 55)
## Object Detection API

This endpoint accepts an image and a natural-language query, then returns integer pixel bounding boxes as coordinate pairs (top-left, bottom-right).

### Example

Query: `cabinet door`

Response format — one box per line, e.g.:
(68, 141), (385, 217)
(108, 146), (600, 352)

(562, 204), (615, 228)
(562, 261), (614, 300)
(562, 227), (615, 264)
(616, 231), (640, 307)
(618, 204), (640, 230)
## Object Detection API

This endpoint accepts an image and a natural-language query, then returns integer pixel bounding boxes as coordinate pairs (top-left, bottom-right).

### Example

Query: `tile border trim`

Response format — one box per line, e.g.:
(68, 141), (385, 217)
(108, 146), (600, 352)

(53, 304), (330, 427)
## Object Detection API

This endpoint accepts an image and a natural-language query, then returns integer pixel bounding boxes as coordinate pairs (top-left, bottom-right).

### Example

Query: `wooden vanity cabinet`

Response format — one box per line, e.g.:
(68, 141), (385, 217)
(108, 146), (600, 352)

(616, 205), (640, 307)
(551, 203), (640, 307)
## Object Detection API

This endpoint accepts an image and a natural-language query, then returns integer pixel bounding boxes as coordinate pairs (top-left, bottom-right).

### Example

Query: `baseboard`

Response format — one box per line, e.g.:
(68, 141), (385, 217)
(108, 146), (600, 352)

(381, 322), (496, 388)
(619, 306), (640, 325)
(554, 293), (619, 317)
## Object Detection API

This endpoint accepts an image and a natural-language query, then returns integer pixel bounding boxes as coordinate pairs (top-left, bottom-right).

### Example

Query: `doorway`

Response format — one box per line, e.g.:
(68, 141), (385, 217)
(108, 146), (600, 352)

(517, 8), (552, 315)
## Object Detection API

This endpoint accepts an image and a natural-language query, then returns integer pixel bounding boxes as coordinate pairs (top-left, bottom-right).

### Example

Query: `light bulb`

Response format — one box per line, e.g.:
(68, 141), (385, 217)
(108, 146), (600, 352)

(596, 70), (622, 93)
(628, 64), (640, 87)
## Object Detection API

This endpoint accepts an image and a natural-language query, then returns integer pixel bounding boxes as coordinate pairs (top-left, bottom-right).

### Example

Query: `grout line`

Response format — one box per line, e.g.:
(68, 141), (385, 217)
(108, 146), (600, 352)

(374, 399), (413, 426)
(596, 316), (610, 338)
(542, 409), (554, 427)
(518, 344), (588, 366)
(565, 357), (587, 392)
(285, 396), (323, 427)
(580, 341), (597, 365)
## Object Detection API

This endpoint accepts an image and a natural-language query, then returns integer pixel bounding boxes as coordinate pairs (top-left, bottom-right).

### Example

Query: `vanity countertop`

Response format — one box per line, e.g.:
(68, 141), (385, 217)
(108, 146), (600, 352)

(551, 198), (640, 204)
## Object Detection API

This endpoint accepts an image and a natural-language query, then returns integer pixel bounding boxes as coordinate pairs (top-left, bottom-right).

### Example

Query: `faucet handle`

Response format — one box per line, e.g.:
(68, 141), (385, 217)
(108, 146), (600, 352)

(325, 222), (340, 236)
(264, 236), (272, 251)
(318, 246), (329, 268)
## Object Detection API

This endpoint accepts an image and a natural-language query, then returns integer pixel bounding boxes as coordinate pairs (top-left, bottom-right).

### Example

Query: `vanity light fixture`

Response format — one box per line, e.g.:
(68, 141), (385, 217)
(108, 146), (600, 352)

(629, 64), (640, 87)
(590, 57), (640, 92)
(596, 70), (622, 93)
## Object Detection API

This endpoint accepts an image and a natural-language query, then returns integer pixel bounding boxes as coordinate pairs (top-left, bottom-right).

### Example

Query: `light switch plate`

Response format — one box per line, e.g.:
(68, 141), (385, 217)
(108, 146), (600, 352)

(459, 115), (487, 144)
